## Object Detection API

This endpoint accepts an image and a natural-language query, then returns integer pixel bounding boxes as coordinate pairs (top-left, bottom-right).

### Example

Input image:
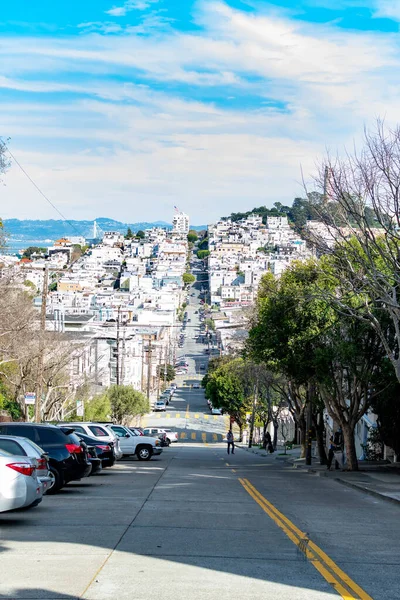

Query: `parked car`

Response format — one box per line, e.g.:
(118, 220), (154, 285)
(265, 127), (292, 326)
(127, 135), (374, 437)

(192, 382), (201, 389)
(211, 407), (222, 415)
(56, 422), (123, 460)
(0, 435), (54, 493)
(170, 383), (177, 391)
(0, 449), (43, 513)
(0, 423), (92, 494)
(59, 428), (102, 475)
(107, 424), (162, 460)
(129, 427), (144, 437)
(175, 369), (187, 375)
(154, 400), (166, 412)
(143, 428), (179, 444)
(70, 431), (115, 467)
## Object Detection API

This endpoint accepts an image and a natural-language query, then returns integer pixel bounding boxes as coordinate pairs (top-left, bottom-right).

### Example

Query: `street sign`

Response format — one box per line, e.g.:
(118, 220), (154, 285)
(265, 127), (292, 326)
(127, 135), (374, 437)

(24, 393), (36, 405)
(76, 400), (84, 417)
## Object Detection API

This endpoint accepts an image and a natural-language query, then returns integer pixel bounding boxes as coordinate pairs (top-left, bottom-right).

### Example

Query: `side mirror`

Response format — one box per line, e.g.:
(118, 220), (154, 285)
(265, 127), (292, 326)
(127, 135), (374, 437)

(125, 433), (130, 438)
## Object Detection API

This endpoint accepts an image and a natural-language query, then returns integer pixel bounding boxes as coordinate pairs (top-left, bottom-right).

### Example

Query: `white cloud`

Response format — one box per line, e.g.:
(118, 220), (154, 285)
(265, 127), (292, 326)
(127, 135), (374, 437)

(1, 1), (400, 222)
(373, 0), (400, 21)
(105, 0), (159, 17)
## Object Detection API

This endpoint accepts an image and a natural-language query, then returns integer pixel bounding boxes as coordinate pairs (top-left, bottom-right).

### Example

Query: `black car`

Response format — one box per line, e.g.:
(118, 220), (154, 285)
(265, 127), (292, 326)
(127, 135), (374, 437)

(60, 428), (102, 476)
(0, 422), (92, 493)
(70, 431), (115, 468)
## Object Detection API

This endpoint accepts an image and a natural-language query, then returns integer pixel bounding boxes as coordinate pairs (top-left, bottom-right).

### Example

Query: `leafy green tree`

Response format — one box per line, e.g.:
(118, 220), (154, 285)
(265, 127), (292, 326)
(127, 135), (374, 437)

(204, 357), (250, 438)
(198, 237), (209, 250)
(136, 230), (145, 239)
(84, 394), (111, 422)
(22, 246), (47, 259)
(156, 364), (176, 382)
(187, 230), (198, 243)
(248, 259), (386, 470)
(107, 385), (149, 425)
(125, 227), (134, 239)
(197, 250), (210, 259)
(183, 273), (195, 285)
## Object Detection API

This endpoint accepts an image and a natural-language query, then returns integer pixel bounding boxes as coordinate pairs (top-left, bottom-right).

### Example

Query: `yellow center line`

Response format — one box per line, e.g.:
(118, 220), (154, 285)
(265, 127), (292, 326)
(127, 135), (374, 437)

(231, 469), (236, 473)
(185, 404), (190, 419)
(239, 478), (373, 600)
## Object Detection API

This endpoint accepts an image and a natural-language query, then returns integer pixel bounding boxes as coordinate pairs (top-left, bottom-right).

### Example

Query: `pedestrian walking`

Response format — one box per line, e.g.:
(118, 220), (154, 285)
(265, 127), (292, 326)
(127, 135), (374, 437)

(326, 436), (340, 470)
(227, 430), (235, 455)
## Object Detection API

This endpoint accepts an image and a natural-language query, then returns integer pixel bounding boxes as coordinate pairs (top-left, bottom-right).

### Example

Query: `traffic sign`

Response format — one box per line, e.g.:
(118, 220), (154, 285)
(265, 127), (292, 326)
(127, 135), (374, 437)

(24, 393), (36, 405)
(76, 400), (84, 417)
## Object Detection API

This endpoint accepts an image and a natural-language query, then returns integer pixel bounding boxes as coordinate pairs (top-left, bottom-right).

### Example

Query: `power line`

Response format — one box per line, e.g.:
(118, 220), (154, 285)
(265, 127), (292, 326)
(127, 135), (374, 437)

(3, 142), (86, 239)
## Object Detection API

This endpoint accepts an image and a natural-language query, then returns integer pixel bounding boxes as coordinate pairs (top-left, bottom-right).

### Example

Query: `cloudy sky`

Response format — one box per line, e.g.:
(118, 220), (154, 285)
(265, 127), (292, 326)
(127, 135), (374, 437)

(1, 0), (400, 224)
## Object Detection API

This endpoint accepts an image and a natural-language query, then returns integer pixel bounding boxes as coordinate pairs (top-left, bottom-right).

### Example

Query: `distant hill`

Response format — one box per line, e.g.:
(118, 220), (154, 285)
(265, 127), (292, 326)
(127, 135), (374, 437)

(3, 218), (206, 240)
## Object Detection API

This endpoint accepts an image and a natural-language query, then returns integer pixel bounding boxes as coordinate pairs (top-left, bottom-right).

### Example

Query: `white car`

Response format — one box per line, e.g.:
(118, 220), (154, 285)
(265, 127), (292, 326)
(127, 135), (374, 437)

(0, 435), (54, 493)
(0, 449), (43, 513)
(193, 382), (201, 389)
(211, 408), (222, 415)
(108, 425), (163, 460)
(143, 428), (179, 444)
(154, 400), (166, 412)
(175, 369), (187, 375)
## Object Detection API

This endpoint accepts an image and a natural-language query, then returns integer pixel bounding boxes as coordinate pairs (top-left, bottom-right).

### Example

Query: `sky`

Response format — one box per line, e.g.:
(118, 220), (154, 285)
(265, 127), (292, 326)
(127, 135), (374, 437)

(1, 0), (400, 224)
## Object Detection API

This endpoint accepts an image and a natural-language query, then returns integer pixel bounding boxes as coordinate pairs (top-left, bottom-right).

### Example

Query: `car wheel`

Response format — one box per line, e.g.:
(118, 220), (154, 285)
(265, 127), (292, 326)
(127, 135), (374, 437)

(166, 438), (171, 446)
(46, 466), (63, 494)
(136, 446), (152, 461)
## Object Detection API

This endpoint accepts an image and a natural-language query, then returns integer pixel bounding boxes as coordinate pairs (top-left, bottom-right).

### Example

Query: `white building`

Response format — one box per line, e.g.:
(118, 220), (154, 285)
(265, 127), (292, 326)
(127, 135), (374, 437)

(172, 211), (190, 234)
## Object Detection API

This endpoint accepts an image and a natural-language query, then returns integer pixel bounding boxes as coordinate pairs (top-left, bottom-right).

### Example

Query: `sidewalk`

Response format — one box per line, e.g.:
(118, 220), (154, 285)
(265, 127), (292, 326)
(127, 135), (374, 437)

(237, 443), (400, 506)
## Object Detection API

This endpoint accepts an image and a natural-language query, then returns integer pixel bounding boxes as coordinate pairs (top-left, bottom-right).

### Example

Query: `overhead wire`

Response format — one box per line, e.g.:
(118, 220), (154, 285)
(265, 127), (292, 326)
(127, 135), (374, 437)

(2, 140), (87, 239)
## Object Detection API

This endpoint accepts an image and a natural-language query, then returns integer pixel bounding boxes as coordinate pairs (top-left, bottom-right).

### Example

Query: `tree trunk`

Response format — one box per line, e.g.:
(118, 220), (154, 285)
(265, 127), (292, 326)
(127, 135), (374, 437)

(342, 423), (358, 471)
(262, 420), (269, 449)
(239, 424), (243, 442)
(272, 417), (278, 449)
(313, 410), (327, 465)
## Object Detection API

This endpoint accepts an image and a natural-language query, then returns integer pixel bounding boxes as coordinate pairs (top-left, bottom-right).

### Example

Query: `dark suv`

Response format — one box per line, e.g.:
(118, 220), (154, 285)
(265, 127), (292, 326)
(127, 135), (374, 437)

(0, 423), (91, 493)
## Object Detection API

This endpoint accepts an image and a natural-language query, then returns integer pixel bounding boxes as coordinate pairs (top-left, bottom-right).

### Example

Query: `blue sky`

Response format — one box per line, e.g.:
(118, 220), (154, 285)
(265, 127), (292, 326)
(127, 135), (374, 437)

(1, 0), (400, 223)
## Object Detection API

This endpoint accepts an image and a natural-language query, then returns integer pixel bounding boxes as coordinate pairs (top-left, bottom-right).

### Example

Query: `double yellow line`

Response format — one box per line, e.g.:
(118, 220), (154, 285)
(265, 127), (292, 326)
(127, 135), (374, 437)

(239, 478), (373, 600)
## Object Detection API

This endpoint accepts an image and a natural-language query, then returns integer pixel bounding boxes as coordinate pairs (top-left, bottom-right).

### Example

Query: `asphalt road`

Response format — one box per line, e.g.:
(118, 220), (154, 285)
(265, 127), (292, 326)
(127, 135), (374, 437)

(1, 444), (400, 599)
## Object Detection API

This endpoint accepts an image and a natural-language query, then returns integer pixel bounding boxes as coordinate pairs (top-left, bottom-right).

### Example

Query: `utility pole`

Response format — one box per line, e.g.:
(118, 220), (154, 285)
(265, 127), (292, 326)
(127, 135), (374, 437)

(157, 344), (162, 399)
(147, 337), (152, 401)
(141, 338), (145, 392)
(116, 306), (121, 386)
(35, 266), (48, 422)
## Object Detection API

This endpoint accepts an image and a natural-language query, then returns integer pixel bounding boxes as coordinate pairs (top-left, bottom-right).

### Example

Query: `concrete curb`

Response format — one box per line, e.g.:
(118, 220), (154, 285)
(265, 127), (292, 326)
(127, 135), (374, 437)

(333, 477), (400, 506)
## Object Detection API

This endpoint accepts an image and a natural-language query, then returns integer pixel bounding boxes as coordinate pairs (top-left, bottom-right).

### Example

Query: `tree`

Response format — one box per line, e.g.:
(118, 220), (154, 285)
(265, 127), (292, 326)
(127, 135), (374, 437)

(204, 357), (250, 439)
(187, 230), (198, 243)
(198, 237), (209, 250)
(183, 273), (195, 285)
(107, 385), (149, 425)
(197, 250), (210, 260)
(22, 246), (47, 259)
(84, 394), (111, 422)
(0, 139), (10, 184)
(156, 364), (176, 382)
(125, 227), (134, 239)
(136, 230), (145, 239)
(311, 121), (400, 385)
(248, 259), (386, 469)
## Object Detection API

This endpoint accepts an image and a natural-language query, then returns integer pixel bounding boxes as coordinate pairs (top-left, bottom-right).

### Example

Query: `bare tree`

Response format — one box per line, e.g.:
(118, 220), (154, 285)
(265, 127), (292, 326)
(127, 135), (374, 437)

(310, 121), (400, 383)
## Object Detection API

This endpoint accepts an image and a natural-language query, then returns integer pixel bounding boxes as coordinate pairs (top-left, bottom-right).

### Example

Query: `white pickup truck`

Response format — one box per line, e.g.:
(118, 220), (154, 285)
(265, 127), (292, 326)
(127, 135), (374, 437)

(107, 424), (162, 460)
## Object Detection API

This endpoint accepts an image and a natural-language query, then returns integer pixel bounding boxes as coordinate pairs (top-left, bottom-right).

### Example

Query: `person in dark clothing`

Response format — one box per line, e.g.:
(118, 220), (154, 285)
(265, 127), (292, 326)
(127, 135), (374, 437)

(327, 436), (340, 470)
(226, 430), (235, 454)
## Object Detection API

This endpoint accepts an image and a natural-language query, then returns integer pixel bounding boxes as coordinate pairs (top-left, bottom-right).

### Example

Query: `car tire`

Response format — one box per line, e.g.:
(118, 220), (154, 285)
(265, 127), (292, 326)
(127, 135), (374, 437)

(136, 446), (153, 461)
(46, 465), (63, 494)
(166, 438), (171, 446)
